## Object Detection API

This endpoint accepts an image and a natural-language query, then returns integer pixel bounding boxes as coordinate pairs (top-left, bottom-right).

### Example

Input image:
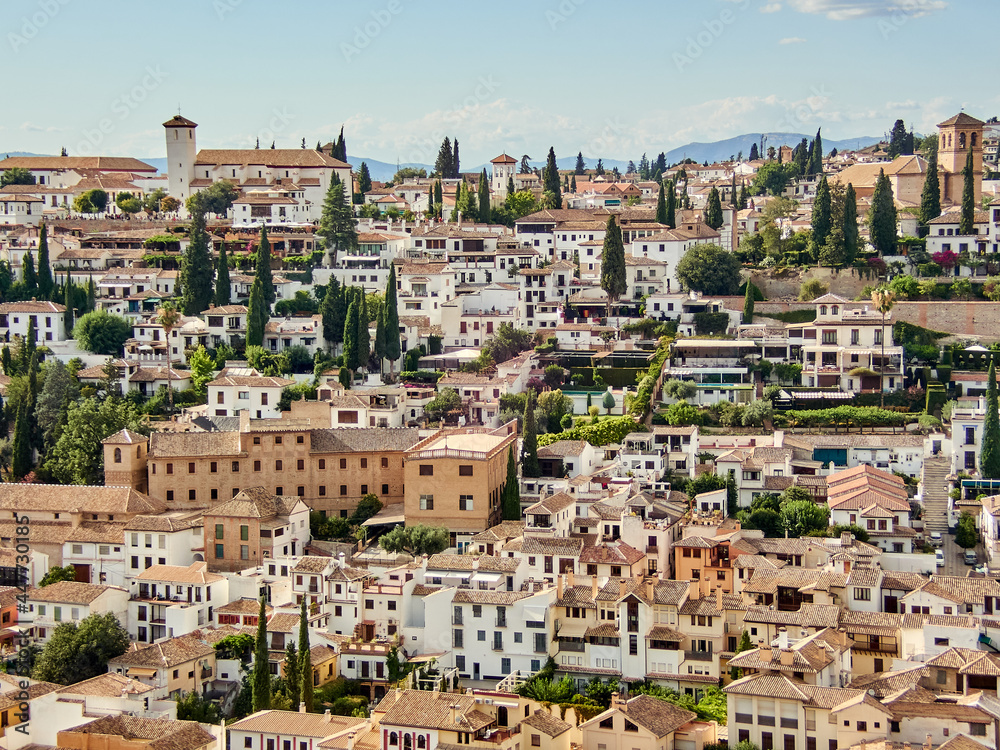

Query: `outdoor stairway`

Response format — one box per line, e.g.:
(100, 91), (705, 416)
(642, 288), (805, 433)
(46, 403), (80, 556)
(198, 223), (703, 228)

(921, 455), (951, 534)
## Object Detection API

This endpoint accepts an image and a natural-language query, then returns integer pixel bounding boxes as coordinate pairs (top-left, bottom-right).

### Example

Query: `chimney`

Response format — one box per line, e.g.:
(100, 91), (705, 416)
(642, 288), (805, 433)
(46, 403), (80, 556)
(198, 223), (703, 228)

(716, 587), (723, 610)
(688, 580), (700, 601)
(618, 578), (627, 598)
(449, 704), (459, 725)
(760, 642), (773, 662)
(217, 719), (226, 750)
(777, 627), (789, 650)
(840, 531), (853, 546)
(610, 692), (625, 710)
(324, 709), (332, 721)
(779, 648), (794, 667)
(567, 570), (575, 588)
(645, 578), (654, 602)
(347, 733), (356, 750)
(338, 552), (346, 569)
(557, 574), (564, 600)
(591, 577), (599, 600)
(924, 734), (932, 750)
(299, 702), (307, 713)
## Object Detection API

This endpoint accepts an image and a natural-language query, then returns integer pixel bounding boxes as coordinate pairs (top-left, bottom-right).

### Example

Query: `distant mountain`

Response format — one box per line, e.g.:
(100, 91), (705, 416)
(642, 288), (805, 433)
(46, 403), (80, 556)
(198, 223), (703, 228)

(347, 157), (433, 183)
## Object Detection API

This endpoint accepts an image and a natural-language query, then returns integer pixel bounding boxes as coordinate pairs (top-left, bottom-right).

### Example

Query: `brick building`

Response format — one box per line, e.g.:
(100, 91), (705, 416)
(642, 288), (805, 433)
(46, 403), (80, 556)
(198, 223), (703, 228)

(202, 487), (310, 572)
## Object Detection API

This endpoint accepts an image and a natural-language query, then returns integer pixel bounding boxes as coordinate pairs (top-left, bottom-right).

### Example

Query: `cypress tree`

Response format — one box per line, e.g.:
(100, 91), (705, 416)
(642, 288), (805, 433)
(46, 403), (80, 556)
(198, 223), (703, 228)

(600, 216), (627, 317)
(434, 180), (443, 218)
(575, 152), (585, 175)
(374, 313), (386, 375)
(983, 361), (1000, 478)
(215, 242), (232, 306)
(299, 597), (313, 712)
(63, 277), (74, 335)
(246, 277), (268, 348)
(86, 277), (96, 311)
(811, 128), (823, 175)
(506, 176), (515, 200)
(743, 282), (755, 325)
(181, 206), (214, 315)
(595, 159), (604, 177)
(664, 180), (676, 228)
(919, 148), (941, 230)
(749, 143), (759, 161)
(36, 224), (53, 299)
(655, 182), (667, 225)
(806, 139), (815, 177)
(730, 172), (738, 207)
(383, 266), (401, 367)
(794, 138), (809, 175)
(843, 183), (859, 264)
(317, 175), (358, 263)
(434, 138), (453, 178)
(867, 169), (897, 255)
(544, 147), (561, 209)
(502, 444), (520, 520)
(739, 184), (749, 210)
(960, 146), (975, 236)
(23, 251), (37, 293)
(11, 403), (30, 479)
(284, 642), (299, 709)
(704, 187), (724, 230)
(452, 139), (460, 178)
(358, 162), (372, 195)
(570, 174), (576, 192)
(251, 597), (271, 712)
(357, 293), (370, 371)
(343, 297), (360, 375)
(478, 169), (490, 224)
(521, 390), (540, 478)
(319, 278), (341, 350)
(255, 226), (275, 305)
(811, 175), (832, 253)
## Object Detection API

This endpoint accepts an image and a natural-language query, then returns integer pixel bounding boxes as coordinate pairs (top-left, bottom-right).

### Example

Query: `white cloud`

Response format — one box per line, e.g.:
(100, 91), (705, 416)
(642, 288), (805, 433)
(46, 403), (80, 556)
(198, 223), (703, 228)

(760, 3), (783, 12)
(779, 36), (807, 43)
(20, 122), (59, 133)
(785, 0), (946, 20)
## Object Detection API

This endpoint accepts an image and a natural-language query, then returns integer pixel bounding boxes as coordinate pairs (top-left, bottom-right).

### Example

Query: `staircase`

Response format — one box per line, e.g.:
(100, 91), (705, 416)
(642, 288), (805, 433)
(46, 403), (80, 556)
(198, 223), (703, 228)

(921, 455), (951, 535)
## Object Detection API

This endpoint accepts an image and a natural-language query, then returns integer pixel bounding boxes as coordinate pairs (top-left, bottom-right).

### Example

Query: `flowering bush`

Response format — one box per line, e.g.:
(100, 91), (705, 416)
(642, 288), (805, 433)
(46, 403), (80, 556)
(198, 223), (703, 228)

(933, 249), (959, 269)
(867, 257), (887, 273)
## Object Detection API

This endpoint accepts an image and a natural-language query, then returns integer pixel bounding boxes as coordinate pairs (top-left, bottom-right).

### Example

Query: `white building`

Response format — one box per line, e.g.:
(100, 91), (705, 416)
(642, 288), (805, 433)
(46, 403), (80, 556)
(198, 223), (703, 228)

(0, 300), (67, 343)
(25, 581), (129, 643)
(207, 365), (294, 419)
(128, 562), (228, 643)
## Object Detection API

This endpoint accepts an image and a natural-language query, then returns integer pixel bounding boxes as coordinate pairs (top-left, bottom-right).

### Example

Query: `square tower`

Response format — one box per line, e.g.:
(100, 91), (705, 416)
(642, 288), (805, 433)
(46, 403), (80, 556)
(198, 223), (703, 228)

(490, 153), (517, 199)
(937, 112), (984, 205)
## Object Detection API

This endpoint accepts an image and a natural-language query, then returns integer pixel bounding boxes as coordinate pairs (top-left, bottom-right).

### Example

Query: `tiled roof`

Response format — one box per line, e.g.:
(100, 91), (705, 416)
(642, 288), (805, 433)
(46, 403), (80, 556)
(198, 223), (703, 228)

(617, 694), (697, 737)
(60, 716), (215, 750)
(203, 487), (301, 520)
(60, 672), (156, 697)
(111, 634), (214, 669)
(28, 581), (113, 604)
(309, 428), (422, 453)
(469, 521), (524, 543)
(520, 710), (571, 737)
(0, 484), (164, 515)
(135, 562), (222, 585)
(578, 541), (644, 565)
(452, 590), (530, 605)
(124, 513), (202, 532)
(293, 556), (335, 573)
(374, 690), (494, 732)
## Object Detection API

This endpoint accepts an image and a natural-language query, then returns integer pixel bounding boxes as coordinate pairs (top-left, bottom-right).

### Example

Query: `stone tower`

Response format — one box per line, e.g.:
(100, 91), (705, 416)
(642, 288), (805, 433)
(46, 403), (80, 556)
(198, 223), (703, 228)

(937, 112), (984, 206)
(490, 153), (517, 199)
(103, 429), (149, 493)
(163, 114), (198, 203)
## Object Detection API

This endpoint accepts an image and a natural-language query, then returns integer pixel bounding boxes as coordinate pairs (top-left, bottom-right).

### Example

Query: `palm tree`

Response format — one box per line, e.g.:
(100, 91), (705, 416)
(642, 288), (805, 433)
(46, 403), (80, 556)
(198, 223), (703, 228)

(157, 302), (182, 413)
(871, 287), (896, 408)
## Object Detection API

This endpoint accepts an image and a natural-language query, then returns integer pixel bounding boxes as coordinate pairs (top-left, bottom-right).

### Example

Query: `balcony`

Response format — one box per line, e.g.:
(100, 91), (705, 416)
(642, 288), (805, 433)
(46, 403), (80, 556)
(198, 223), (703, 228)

(452, 616), (464, 626)
(201, 666), (213, 679)
(683, 650), (714, 662)
(495, 618), (507, 628)
(558, 640), (586, 653)
(646, 545), (658, 553)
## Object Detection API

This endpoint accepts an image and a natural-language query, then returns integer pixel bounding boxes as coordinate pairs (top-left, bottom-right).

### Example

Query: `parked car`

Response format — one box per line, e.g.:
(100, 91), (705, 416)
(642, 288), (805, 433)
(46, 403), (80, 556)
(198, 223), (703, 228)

(936, 548), (945, 567)
(929, 532), (943, 547)
(965, 550), (978, 565)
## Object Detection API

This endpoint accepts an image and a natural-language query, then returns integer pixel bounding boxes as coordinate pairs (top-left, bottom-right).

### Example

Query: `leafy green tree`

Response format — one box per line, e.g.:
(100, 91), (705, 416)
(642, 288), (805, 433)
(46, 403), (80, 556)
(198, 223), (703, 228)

(39, 564), (76, 586)
(779, 497), (829, 537)
(316, 177), (357, 263)
(483, 323), (533, 364)
(522, 390), (540, 477)
(176, 690), (221, 723)
(742, 282), (755, 324)
(142, 187), (167, 214)
(379, 524), (449, 556)
(255, 226), (275, 306)
(44, 397), (145, 485)
(919, 147), (941, 230)
(956, 511), (978, 549)
(502, 445), (520, 520)
(663, 379), (697, 401)
(252, 597), (271, 712)
(115, 191), (142, 214)
(320, 279), (345, 349)
(299, 597), (313, 712)
(342, 297), (361, 375)
(434, 137), (454, 178)
(676, 244), (742, 295)
(424, 387), (461, 423)
(215, 242), (232, 306)
(602, 390), (616, 415)
(810, 175), (832, 254)
(818, 225), (847, 268)
(981, 361), (1000, 478)
(35, 358), (78, 449)
(36, 225), (53, 299)
(350, 494), (383, 526)
(575, 152), (586, 175)
(32, 612), (129, 685)
(22, 250), (37, 293)
(0, 168), (35, 187)
(600, 216), (627, 314)
(246, 278), (268, 348)
(703, 187), (723, 230)
(191, 181), (239, 216)
(867, 169), (898, 255)
(543, 147), (561, 209)
(181, 205), (214, 315)
(960, 146), (975, 236)
(188, 346), (216, 395)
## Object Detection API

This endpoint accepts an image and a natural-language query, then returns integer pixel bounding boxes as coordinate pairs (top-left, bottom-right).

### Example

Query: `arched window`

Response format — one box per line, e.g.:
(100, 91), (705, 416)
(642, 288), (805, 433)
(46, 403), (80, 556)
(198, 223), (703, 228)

(389, 734), (398, 747)
(137, 446), (141, 459)
(819, 306), (827, 316)
(114, 448), (122, 464)
(960, 132), (967, 149)
(417, 737), (426, 749)
(831, 305), (839, 315)
(403, 735), (412, 750)
(948, 134), (953, 147)
(972, 133), (978, 147)
(941, 134), (946, 149)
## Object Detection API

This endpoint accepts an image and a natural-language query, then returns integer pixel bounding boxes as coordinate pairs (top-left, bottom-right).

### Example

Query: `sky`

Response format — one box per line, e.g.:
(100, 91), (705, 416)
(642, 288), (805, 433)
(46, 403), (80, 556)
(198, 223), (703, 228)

(0, 0), (993, 167)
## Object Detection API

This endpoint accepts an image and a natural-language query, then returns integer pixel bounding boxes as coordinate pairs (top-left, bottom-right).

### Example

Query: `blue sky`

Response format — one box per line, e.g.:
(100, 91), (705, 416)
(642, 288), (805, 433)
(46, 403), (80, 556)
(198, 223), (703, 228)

(0, 0), (991, 165)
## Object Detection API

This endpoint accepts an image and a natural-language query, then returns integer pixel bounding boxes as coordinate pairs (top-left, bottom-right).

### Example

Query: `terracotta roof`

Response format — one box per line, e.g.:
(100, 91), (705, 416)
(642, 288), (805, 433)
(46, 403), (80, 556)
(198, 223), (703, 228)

(0, 156), (156, 172)
(616, 694), (697, 737)
(60, 672), (156, 697)
(229, 710), (364, 737)
(203, 487), (302, 520)
(111, 634), (215, 669)
(520, 710), (571, 737)
(195, 149), (350, 170)
(0, 484), (160, 516)
(135, 561), (221, 585)
(59, 715), (215, 750)
(374, 690), (495, 732)
(28, 581), (114, 604)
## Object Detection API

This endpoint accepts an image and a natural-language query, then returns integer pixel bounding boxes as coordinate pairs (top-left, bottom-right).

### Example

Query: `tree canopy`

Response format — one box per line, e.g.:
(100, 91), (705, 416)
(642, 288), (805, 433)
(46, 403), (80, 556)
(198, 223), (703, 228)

(676, 244), (742, 295)
(379, 524), (449, 556)
(32, 612), (130, 684)
(72, 311), (132, 355)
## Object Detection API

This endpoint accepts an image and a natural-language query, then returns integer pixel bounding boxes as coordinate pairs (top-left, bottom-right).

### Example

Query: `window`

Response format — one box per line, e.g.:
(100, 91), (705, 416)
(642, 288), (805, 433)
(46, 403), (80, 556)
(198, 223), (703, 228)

(215, 544), (224, 558)
(530, 736), (540, 747)
(459, 465), (473, 476)
(241, 545), (249, 560)
(166, 463), (173, 475)
(240, 525), (249, 541)
(420, 495), (434, 510)
(215, 524), (224, 540)
(319, 459), (326, 470)
(419, 465), (433, 476)
(254, 460), (262, 472)
(854, 587), (871, 601)
(340, 485), (348, 496)
(210, 461), (218, 473)
(382, 484), (389, 495)
(459, 495), (474, 511)
(361, 458), (367, 468)
(275, 460), (283, 471)
(275, 436), (282, 445)
(340, 458), (347, 469)
(232, 461), (240, 472)
(382, 457), (389, 468)
(857, 722), (867, 732)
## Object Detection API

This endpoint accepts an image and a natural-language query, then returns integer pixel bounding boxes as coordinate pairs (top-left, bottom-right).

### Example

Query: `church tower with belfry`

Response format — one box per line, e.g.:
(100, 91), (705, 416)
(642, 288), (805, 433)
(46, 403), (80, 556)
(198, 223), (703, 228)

(163, 114), (198, 203)
(102, 429), (149, 493)
(937, 112), (984, 206)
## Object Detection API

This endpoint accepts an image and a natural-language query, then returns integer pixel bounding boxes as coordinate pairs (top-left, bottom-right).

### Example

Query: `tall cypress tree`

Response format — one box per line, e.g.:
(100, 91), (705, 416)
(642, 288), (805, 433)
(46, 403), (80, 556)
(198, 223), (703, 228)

(655, 182), (667, 225)
(63, 276), (74, 335)
(298, 597), (313, 712)
(246, 277), (268, 348)
(86, 277), (96, 311)
(811, 175), (832, 254)
(374, 313), (386, 375)
(521, 390), (540, 478)
(251, 597), (271, 712)
(743, 282), (755, 325)
(811, 128), (824, 175)
(284, 642), (299, 709)
(36, 224), (53, 299)
(320, 278), (341, 350)
(544, 147), (561, 209)
(181, 206), (214, 314)
(502, 445), (520, 520)
(867, 169), (897, 255)
(749, 143), (759, 161)
(983, 361), (1000, 479)
(478, 169), (490, 224)
(704, 187), (724, 230)
(730, 172), (738, 207)
(357, 293), (370, 371)
(23, 251), (36, 294)
(575, 152), (585, 175)
(343, 297), (360, 375)
(215, 241), (232, 306)
(255, 226), (275, 305)
(317, 176), (357, 263)
(665, 180), (676, 228)
(843, 183), (859, 264)
(960, 146), (975, 236)
(11, 403), (30, 479)
(600, 216), (627, 317)
(434, 138), (453, 178)
(919, 148), (941, 231)
(383, 266), (401, 368)
(452, 139), (460, 178)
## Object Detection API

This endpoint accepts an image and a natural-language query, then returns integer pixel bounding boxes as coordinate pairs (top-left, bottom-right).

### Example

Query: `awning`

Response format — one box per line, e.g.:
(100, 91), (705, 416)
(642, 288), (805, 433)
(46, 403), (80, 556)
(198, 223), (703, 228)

(361, 511), (405, 527)
(556, 621), (589, 638)
(126, 667), (158, 677)
(471, 572), (502, 584)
